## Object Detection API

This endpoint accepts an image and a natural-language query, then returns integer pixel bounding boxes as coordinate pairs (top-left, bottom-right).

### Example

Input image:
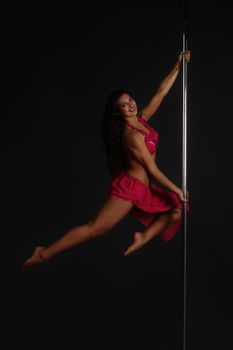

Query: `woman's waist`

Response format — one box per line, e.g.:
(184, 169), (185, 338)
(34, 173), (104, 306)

(124, 165), (151, 185)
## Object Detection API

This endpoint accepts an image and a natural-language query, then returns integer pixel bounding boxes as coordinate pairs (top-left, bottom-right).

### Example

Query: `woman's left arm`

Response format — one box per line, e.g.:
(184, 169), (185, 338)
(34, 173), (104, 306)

(139, 50), (191, 121)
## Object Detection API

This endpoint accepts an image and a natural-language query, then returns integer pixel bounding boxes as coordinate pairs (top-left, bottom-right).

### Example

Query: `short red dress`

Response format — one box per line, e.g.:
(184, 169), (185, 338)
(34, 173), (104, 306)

(107, 115), (190, 242)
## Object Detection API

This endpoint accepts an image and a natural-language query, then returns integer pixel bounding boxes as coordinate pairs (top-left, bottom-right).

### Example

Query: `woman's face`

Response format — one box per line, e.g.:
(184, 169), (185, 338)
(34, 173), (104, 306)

(116, 93), (137, 118)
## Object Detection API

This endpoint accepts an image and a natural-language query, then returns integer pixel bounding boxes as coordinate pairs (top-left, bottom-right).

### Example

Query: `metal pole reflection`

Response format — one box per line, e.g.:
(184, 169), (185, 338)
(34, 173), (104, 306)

(182, 1), (188, 349)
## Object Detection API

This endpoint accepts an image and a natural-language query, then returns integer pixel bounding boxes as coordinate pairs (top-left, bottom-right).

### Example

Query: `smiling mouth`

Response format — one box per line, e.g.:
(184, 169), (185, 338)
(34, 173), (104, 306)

(129, 107), (136, 112)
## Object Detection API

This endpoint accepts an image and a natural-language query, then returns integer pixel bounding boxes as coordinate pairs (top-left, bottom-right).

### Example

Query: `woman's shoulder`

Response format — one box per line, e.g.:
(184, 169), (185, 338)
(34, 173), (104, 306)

(122, 122), (144, 147)
(122, 122), (134, 139)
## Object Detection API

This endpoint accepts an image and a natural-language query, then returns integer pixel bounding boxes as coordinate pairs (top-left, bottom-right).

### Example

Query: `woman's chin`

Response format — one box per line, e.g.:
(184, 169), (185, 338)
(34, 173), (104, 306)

(130, 111), (137, 117)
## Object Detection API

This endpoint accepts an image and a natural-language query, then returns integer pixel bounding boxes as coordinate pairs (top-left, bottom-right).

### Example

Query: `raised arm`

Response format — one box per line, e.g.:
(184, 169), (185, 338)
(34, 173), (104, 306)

(125, 131), (182, 196)
(139, 50), (191, 121)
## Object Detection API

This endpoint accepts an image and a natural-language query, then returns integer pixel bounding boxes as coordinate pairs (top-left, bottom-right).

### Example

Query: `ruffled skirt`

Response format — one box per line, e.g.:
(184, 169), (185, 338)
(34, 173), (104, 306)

(107, 170), (190, 242)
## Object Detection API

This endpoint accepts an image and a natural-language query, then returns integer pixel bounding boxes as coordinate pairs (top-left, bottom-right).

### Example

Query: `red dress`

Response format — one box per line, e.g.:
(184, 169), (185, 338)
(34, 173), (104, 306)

(107, 115), (190, 242)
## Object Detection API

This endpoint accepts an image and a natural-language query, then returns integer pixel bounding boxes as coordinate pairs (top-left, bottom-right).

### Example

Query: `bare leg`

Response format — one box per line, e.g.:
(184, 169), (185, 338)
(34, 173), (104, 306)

(22, 197), (134, 270)
(124, 208), (182, 256)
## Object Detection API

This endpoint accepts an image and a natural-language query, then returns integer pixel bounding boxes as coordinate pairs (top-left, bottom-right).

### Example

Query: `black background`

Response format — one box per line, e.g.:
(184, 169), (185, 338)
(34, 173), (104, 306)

(3, 0), (233, 349)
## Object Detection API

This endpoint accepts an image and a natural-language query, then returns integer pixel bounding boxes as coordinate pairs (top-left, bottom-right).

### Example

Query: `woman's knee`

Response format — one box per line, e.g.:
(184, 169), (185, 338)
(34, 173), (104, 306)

(170, 208), (182, 222)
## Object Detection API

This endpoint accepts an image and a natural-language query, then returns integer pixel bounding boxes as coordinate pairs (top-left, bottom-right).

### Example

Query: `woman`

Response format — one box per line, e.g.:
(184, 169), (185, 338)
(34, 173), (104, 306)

(22, 50), (191, 270)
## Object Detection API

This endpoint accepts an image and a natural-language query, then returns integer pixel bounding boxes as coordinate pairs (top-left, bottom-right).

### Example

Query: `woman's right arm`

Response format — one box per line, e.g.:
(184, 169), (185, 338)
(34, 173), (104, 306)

(126, 132), (181, 195)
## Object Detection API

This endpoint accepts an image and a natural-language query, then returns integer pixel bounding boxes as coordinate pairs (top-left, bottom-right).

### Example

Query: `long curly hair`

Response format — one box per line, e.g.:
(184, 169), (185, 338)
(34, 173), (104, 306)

(101, 89), (133, 178)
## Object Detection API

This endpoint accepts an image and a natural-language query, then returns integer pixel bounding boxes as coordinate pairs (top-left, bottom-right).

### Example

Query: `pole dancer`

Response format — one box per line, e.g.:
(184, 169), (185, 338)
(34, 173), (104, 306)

(22, 50), (191, 271)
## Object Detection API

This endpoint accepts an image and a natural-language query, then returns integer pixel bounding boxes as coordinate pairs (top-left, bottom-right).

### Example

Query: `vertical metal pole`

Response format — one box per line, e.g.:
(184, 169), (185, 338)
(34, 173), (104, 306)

(182, 1), (188, 350)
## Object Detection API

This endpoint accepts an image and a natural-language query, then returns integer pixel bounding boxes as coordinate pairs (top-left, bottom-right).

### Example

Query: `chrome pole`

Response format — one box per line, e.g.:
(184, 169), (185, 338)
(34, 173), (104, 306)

(182, 2), (188, 350)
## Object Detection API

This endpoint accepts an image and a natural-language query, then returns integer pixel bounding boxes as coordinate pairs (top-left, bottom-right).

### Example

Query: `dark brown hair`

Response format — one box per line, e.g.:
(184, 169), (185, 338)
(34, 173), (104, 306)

(101, 89), (133, 178)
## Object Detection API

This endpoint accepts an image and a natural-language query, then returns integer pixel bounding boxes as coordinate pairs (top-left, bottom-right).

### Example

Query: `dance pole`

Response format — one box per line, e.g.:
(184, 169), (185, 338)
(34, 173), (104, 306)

(182, 1), (188, 350)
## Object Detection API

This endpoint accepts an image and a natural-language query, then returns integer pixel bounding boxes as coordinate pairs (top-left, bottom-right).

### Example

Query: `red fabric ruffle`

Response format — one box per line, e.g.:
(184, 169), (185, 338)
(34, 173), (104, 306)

(107, 171), (190, 241)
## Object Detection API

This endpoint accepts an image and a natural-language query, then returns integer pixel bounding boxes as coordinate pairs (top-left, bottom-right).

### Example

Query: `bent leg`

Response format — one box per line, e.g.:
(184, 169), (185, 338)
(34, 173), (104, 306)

(22, 196), (134, 270)
(142, 208), (182, 244)
(124, 208), (182, 256)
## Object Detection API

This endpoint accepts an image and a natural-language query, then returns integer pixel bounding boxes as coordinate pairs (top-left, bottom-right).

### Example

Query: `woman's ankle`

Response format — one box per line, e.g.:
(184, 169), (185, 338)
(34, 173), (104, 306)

(39, 247), (50, 261)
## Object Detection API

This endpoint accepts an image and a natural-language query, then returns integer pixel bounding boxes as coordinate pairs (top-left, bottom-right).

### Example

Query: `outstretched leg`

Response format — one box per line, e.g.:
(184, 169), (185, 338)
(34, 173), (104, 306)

(22, 196), (134, 270)
(124, 208), (182, 256)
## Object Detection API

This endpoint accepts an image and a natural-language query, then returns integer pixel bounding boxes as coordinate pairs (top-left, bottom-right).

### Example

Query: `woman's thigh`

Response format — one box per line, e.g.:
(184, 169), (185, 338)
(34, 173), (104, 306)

(88, 196), (134, 234)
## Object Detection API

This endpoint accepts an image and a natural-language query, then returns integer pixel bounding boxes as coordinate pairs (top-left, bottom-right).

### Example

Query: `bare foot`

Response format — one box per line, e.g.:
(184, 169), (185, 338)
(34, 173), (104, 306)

(124, 231), (145, 256)
(22, 246), (47, 271)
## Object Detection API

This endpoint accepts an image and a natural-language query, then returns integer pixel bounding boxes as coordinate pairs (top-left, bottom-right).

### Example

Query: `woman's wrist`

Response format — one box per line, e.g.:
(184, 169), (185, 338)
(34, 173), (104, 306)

(175, 59), (182, 71)
(174, 187), (182, 195)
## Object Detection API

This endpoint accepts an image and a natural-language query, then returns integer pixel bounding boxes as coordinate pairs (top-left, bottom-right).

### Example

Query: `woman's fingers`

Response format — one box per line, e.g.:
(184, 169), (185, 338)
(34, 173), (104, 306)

(177, 189), (190, 202)
(178, 50), (191, 63)
(184, 50), (191, 62)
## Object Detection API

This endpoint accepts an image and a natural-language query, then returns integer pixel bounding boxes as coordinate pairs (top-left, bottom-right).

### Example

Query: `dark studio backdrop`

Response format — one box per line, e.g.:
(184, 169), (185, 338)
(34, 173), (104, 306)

(2, 0), (233, 349)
